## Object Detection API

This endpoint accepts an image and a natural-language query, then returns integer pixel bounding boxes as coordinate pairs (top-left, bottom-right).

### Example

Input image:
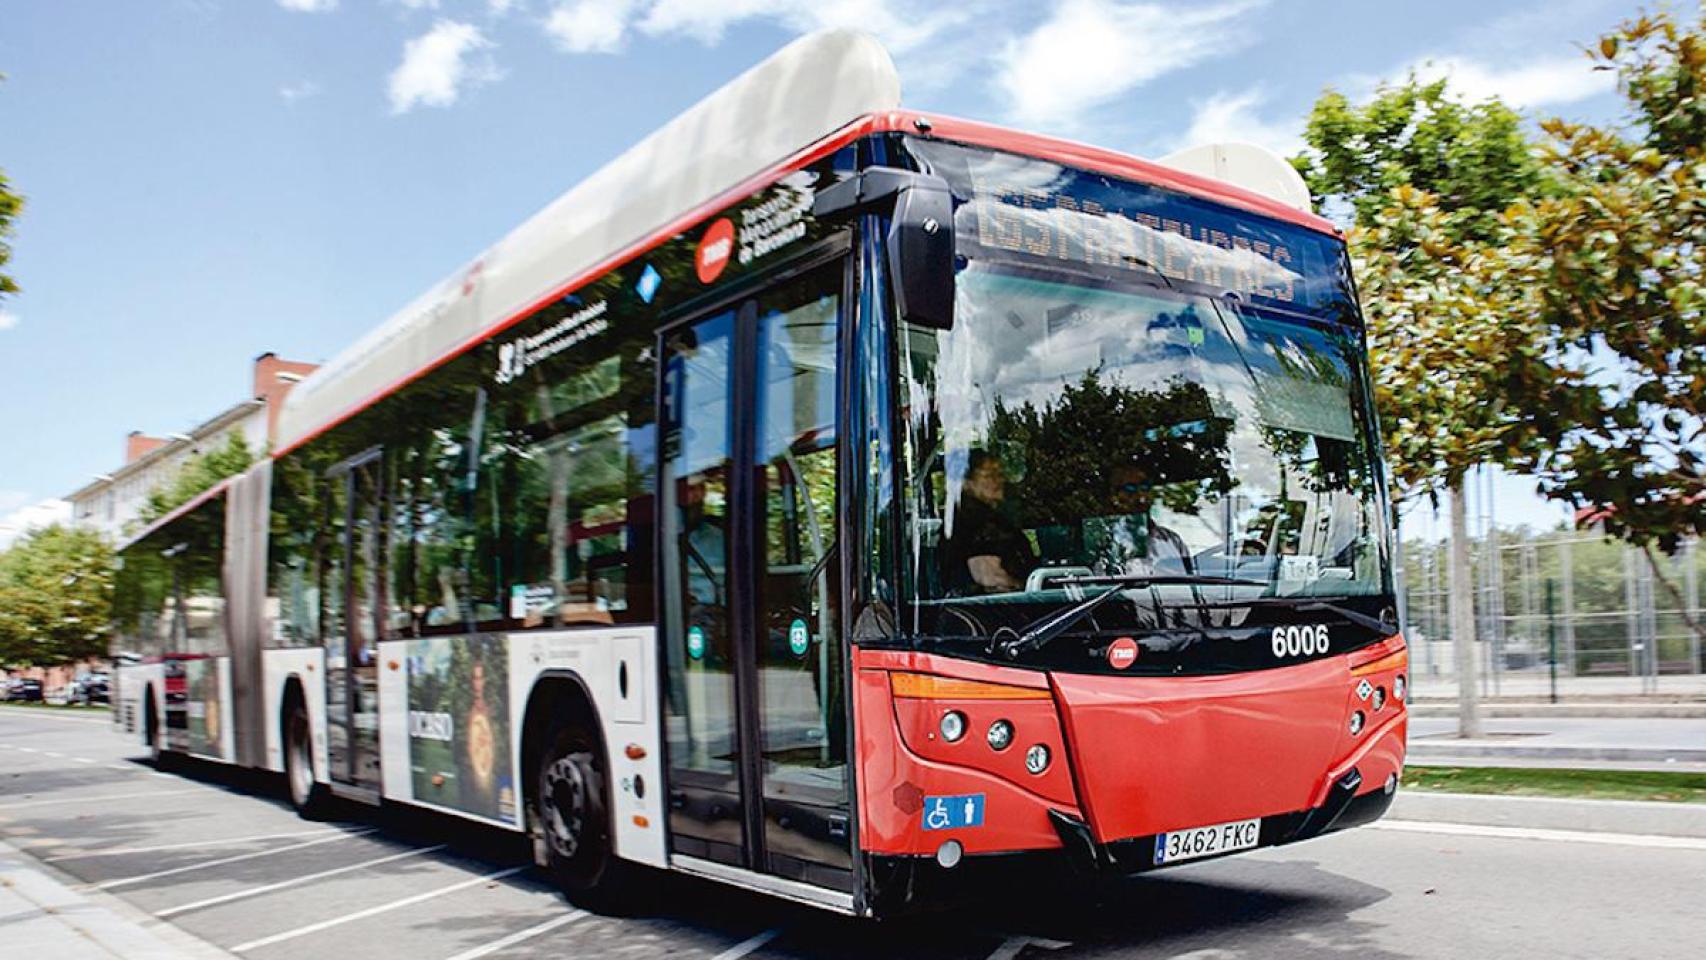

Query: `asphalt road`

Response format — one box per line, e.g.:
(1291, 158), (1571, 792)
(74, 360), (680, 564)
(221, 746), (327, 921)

(1, 705), (1700, 960)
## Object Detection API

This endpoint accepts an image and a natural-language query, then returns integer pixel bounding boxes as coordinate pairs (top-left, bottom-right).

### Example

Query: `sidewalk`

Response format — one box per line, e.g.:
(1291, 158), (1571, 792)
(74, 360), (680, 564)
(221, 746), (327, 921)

(0, 840), (231, 959)
(1407, 715), (1706, 767)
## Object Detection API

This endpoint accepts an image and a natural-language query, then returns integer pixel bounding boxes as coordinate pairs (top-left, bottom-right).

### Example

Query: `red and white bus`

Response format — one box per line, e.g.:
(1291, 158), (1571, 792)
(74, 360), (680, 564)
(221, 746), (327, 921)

(112, 29), (1407, 916)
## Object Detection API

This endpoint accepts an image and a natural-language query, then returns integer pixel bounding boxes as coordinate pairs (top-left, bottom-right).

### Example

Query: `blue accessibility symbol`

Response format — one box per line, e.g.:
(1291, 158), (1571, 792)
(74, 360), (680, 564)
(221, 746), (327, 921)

(922, 793), (985, 831)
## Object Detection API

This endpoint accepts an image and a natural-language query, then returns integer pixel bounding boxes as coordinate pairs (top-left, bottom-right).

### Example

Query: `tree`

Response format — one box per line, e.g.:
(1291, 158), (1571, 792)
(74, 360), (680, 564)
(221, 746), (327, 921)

(1503, 10), (1706, 646)
(1293, 78), (1589, 736)
(0, 164), (19, 299)
(0, 525), (115, 668)
(139, 432), (256, 526)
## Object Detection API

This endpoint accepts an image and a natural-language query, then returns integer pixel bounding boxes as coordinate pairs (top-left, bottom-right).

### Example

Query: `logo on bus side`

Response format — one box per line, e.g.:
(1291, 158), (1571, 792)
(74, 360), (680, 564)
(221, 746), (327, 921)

(1271, 624), (1329, 659)
(696, 218), (735, 284)
(1107, 636), (1138, 669)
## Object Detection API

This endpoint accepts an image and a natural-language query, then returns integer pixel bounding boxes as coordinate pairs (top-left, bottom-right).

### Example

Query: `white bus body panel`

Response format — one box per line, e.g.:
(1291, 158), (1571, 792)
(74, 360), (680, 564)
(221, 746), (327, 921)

(508, 627), (665, 868)
(261, 647), (327, 781)
(274, 28), (900, 453)
(114, 661), (163, 746)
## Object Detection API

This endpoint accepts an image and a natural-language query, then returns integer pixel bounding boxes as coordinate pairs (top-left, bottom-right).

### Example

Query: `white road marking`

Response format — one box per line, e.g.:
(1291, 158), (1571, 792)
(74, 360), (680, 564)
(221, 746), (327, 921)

(987, 934), (1071, 960)
(41, 751), (64, 758)
(157, 842), (448, 917)
(106, 765), (134, 772)
(711, 928), (781, 960)
(442, 910), (589, 960)
(16, 747), (38, 753)
(71, 756), (95, 764)
(230, 864), (529, 953)
(95, 828), (376, 890)
(46, 828), (356, 862)
(1372, 819), (1706, 851)
(0, 708), (110, 724)
(0, 788), (200, 810)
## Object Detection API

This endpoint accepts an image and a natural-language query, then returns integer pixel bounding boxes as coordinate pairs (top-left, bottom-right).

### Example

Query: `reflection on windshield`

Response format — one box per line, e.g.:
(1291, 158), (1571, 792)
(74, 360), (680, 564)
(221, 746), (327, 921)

(899, 266), (1391, 638)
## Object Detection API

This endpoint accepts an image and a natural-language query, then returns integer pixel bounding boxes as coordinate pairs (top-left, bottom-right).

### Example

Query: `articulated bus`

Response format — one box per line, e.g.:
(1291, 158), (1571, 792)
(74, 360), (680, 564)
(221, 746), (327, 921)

(112, 30), (1407, 917)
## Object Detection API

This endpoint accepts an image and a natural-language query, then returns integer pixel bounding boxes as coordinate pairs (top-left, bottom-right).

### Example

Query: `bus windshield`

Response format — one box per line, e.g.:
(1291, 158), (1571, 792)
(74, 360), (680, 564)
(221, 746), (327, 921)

(895, 141), (1394, 665)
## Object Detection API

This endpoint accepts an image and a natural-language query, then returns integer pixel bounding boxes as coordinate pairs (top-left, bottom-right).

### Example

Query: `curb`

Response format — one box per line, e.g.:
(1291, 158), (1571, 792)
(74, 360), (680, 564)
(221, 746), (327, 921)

(1388, 791), (1706, 839)
(1409, 704), (1706, 719)
(1407, 742), (1706, 764)
(0, 840), (234, 959)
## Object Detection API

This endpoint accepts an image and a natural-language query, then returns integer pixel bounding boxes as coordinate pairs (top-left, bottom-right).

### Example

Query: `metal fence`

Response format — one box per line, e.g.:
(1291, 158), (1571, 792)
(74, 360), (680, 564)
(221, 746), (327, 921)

(1399, 474), (1703, 699)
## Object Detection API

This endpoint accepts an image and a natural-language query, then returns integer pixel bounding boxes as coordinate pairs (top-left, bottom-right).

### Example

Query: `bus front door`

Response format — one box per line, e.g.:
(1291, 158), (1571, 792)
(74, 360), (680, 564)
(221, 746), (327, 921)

(659, 252), (852, 892)
(323, 449), (384, 795)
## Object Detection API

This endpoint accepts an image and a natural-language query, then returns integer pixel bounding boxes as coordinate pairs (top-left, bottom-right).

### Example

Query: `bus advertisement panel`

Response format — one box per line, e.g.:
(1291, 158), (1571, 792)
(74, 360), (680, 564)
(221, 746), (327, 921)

(407, 636), (518, 825)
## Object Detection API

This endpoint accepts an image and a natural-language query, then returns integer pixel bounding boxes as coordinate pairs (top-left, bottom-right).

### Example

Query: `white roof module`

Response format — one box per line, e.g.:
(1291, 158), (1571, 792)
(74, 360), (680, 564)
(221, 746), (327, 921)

(275, 29), (901, 452)
(1156, 142), (1315, 213)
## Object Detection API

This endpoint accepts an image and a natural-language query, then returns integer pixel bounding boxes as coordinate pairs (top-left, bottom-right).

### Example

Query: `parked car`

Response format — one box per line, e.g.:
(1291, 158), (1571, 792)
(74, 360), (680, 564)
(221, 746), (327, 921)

(72, 672), (110, 705)
(4, 678), (44, 702)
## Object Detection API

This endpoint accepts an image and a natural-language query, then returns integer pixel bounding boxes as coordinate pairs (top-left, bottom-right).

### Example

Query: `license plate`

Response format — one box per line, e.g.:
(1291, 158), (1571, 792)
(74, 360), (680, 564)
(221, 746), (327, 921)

(1154, 817), (1261, 865)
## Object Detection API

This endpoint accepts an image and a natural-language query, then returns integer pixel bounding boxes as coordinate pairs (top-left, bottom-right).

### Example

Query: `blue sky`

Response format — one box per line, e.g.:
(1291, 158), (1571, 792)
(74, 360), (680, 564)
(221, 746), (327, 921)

(0, 0), (1641, 543)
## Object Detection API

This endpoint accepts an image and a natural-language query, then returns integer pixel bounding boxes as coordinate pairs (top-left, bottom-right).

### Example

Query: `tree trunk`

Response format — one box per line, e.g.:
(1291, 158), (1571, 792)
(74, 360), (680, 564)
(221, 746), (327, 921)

(1450, 480), (1482, 738)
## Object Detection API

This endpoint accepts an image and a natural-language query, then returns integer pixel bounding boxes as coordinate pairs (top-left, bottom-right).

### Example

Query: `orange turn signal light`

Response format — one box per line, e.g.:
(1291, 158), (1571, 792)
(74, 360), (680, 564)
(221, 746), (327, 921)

(624, 744), (647, 760)
(632, 815), (650, 828)
(1351, 649), (1409, 677)
(889, 672), (1051, 701)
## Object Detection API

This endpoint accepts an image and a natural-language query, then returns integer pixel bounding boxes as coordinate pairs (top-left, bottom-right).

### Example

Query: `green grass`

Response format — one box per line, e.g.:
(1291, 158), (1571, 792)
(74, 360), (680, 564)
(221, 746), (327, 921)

(1403, 765), (1706, 804)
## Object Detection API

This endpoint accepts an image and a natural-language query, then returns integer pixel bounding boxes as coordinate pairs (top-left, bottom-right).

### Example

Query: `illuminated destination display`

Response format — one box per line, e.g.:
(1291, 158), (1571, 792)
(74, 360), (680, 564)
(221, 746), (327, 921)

(907, 138), (1352, 319)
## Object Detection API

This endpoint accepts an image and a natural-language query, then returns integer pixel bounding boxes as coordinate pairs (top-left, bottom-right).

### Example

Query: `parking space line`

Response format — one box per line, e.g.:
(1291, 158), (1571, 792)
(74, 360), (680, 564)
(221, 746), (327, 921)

(229, 864), (529, 953)
(46, 828), (356, 862)
(95, 828), (377, 890)
(0, 788), (201, 810)
(1372, 819), (1706, 851)
(711, 928), (781, 960)
(442, 909), (588, 960)
(157, 843), (448, 917)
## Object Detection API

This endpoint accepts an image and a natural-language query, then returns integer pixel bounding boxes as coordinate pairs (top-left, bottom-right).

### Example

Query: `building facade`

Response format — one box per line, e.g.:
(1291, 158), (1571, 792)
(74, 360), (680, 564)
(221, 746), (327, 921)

(66, 353), (317, 542)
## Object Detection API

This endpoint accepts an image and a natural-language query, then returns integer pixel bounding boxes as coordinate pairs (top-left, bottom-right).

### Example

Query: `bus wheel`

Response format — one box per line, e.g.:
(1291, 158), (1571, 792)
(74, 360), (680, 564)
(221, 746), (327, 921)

(536, 722), (639, 913)
(283, 698), (329, 818)
(145, 692), (170, 769)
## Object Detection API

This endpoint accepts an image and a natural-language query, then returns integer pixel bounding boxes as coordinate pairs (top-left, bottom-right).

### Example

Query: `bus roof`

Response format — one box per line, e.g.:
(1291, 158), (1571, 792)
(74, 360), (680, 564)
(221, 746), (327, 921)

(274, 28), (901, 454)
(273, 30), (1338, 459)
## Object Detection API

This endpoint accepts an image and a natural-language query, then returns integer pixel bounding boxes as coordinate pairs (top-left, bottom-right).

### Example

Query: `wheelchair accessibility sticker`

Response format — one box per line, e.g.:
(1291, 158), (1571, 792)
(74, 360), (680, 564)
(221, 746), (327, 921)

(922, 794), (985, 831)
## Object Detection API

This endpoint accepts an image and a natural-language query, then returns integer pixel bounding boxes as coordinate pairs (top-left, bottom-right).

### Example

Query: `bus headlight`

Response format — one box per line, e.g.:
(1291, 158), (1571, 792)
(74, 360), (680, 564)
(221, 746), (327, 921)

(1393, 675), (1406, 702)
(940, 711), (966, 742)
(1025, 744), (1050, 775)
(1349, 711), (1366, 735)
(987, 720), (1014, 751)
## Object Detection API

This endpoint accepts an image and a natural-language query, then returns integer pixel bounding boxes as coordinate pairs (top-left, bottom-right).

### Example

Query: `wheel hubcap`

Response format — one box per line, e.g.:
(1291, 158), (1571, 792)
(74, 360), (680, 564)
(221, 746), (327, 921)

(541, 754), (589, 860)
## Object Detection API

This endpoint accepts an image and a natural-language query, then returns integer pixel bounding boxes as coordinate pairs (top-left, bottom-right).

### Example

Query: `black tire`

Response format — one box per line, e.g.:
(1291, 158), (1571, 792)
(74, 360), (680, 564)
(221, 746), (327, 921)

(535, 722), (642, 913)
(283, 697), (330, 819)
(144, 691), (170, 768)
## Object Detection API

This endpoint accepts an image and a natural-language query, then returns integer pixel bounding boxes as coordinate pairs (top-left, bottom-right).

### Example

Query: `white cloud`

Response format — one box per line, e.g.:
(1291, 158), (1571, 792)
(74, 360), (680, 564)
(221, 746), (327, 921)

(0, 498), (70, 550)
(997, 0), (1265, 130)
(387, 20), (499, 114)
(0, 309), (17, 332)
(1410, 53), (1614, 109)
(279, 80), (322, 103)
(390, 0), (441, 10)
(637, 0), (960, 54)
(1169, 87), (1303, 158)
(488, 0), (519, 14)
(544, 0), (636, 54)
(277, 0), (338, 12)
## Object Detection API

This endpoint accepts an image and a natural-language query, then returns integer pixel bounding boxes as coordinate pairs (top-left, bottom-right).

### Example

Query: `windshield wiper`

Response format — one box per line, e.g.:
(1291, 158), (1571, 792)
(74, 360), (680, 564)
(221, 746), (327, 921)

(991, 574), (1265, 660)
(1189, 595), (1399, 635)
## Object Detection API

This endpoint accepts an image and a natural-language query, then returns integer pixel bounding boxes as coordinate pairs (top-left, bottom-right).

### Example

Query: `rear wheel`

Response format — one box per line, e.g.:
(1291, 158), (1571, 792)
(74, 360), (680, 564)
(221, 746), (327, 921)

(535, 722), (641, 913)
(144, 691), (168, 767)
(284, 697), (329, 818)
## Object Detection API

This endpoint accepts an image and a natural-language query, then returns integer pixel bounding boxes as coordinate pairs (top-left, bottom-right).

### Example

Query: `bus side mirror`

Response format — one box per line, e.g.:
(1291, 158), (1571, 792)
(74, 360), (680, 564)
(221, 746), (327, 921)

(813, 167), (955, 330)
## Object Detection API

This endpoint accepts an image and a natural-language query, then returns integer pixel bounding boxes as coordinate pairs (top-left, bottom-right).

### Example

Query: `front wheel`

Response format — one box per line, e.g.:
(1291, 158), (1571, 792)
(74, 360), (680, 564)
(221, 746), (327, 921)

(283, 699), (330, 818)
(535, 723), (641, 913)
